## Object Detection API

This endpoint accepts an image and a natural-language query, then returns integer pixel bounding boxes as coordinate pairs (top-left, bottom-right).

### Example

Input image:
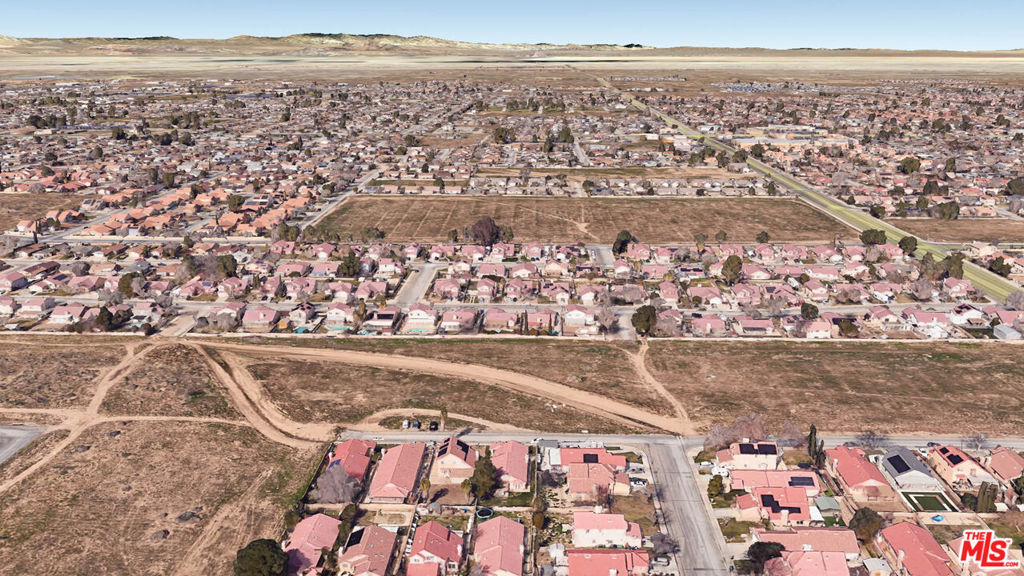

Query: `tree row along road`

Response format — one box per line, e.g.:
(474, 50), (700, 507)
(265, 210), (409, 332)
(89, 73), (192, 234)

(585, 71), (1020, 302)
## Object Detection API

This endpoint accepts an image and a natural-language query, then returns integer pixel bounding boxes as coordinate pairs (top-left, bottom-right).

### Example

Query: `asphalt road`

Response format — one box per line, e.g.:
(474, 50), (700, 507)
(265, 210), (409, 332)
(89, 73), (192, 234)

(0, 425), (44, 467)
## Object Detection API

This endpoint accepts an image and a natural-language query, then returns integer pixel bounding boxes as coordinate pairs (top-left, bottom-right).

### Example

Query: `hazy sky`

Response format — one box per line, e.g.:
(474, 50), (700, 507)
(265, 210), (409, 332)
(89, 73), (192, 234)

(3, 0), (1021, 51)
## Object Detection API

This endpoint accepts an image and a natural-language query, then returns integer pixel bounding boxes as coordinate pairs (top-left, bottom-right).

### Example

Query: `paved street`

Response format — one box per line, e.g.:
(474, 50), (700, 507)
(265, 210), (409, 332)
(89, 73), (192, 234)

(0, 425), (44, 467)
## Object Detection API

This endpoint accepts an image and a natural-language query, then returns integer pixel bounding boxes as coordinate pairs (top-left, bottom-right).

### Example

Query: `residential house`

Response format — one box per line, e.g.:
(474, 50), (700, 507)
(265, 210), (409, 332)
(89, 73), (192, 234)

(483, 308), (519, 333)
(764, 551), (850, 576)
(825, 446), (898, 506)
(986, 446), (1024, 487)
(928, 445), (998, 491)
(440, 308), (478, 334)
(326, 303), (356, 329)
(566, 549), (649, 576)
(405, 303), (438, 334)
(366, 442), (425, 504)
(362, 306), (401, 334)
(716, 441), (782, 471)
(473, 516), (525, 576)
(736, 487), (812, 527)
(241, 305), (281, 332)
(566, 462), (630, 501)
(878, 447), (944, 492)
(571, 512), (642, 548)
(407, 521), (464, 576)
(328, 439), (377, 483)
(430, 436), (479, 484)
(876, 522), (955, 576)
(338, 525), (397, 576)
(283, 513), (342, 576)
(751, 527), (860, 561)
(491, 441), (530, 493)
(728, 470), (821, 497)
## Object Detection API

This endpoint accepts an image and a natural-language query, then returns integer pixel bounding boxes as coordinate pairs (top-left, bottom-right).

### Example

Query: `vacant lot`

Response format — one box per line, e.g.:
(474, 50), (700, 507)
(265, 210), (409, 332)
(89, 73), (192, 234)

(0, 421), (318, 576)
(0, 341), (125, 409)
(101, 344), (239, 418)
(265, 338), (670, 416)
(318, 197), (851, 244)
(646, 340), (1024, 435)
(244, 356), (635, 433)
(891, 218), (1024, 243)
(0, 192), (83, 231)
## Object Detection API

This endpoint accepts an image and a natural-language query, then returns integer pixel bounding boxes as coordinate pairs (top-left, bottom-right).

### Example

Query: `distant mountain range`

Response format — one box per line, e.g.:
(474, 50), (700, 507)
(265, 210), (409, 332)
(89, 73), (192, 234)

(0, 33), (1020, 57)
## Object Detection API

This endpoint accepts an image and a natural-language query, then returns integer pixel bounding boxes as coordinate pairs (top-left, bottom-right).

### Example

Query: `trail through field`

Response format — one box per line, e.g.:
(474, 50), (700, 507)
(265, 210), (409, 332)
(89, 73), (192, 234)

(201, 341), (692, 434)
(192, 345), (329, 448)
(628, 340), (693, 428)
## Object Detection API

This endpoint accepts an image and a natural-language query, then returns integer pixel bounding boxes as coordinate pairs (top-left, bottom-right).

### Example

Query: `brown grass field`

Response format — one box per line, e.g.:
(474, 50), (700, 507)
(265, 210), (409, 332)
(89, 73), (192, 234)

(243, 355), (636, 433)
(318, 196), (851, 244)
(646, 340), (1024, 435)
(275, 338), (670, 416)
(0, 192), (83, 231)
(0, 341), (125, 409)
(100, 344), (240, 418)
(890, 218), (1024, 243)
(0, 420), (319, 576)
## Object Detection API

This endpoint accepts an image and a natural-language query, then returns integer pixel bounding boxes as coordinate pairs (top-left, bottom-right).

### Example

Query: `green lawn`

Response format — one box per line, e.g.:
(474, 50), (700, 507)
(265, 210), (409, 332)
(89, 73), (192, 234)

(903, 491), (957, 512)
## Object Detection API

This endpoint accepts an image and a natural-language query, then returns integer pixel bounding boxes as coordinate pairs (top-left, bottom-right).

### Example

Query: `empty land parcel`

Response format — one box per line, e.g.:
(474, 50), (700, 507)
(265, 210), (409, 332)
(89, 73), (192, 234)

(316, 196), (852, 244)
(269, 338), (1024, 436)
(0, 420), (318, 576)
(887, 218), (1024, 243)
(0, 192), (83, 232)
(645, 340), (1024, 435)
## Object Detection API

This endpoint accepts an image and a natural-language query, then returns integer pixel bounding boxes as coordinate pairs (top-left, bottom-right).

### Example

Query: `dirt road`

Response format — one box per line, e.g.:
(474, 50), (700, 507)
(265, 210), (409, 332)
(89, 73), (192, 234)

(201, 340), (692, 434)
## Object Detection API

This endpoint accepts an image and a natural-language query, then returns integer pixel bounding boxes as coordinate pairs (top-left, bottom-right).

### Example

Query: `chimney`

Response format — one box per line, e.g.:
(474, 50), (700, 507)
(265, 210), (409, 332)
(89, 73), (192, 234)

(780, 509), (789, 525)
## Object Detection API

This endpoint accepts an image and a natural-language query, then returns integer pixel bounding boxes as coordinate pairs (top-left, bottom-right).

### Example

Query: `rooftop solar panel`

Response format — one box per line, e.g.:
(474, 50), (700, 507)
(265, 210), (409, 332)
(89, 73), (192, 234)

(789, 476), (815, 487)
(948, 454), (964, 465)
(583, 453), (598, 463)
(888, 455), (911, 474)
(738, 443), (755, 455)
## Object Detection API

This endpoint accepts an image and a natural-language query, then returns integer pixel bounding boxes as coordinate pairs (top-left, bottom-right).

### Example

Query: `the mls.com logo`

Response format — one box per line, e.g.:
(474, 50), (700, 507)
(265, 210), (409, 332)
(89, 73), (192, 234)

(959, 530), (1021, 569)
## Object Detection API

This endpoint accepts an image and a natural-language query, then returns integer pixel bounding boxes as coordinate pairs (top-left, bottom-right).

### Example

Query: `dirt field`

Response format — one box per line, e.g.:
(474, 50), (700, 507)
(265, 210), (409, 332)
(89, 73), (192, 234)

(101, 344), (239, 418)
(271, 338), (670, 416)
(243, 355), (635, 433)
(646, 340), (1024, 435)
(0, 420), (318, 576)
(0, 341), (126, 409)
(0, 429), (68, 485)
(317, 197), (851, 244)
(0, 192), (83, 231)
(890, 218), (1024, 243)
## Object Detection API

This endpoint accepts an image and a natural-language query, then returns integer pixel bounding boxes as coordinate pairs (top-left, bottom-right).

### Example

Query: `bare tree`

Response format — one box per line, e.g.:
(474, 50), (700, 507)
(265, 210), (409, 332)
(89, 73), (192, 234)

(651, 533), (679, 556)
(963, 433), (988, 450)
(910, 278), (935, 301)
(1006, 290), (1024, 311)
(778, 420), (805, 447)
(855, 430), (889, 449)
(596, 306), (617, 334)
(308, 466), (360, 504)
(97, 289), (123, 306)
(69, 261), (90, 276)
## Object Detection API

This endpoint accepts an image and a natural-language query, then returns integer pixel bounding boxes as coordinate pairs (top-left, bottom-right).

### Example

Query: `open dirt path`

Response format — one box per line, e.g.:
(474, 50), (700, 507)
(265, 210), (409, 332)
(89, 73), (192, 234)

(628, 340), (695, 432)
(192, 345), (328, 448)
(201, 341), (689, 434)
